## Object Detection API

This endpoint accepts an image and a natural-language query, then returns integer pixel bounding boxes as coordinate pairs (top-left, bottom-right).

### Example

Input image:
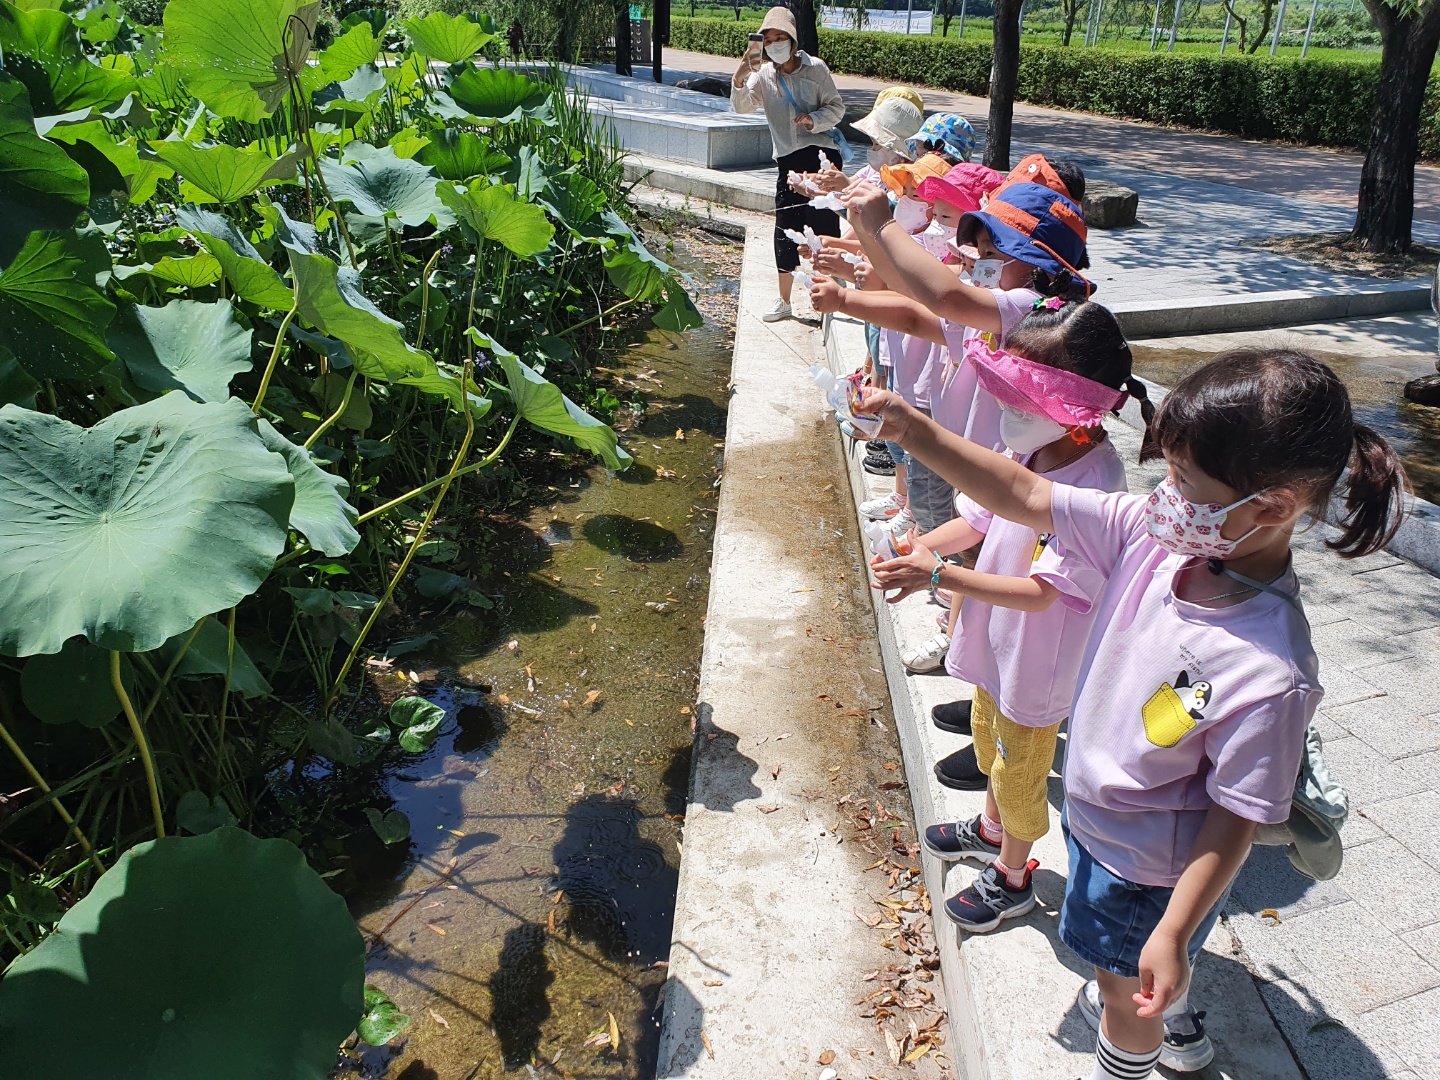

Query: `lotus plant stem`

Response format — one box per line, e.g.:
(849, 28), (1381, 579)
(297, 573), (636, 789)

(140, 617), (206, 724)
(355, 415), (520, 525)
(0, 700), (104, 872)
(213, 608), (237, 790)
(329, 357), (482, 710)
(253, 303), (299, 415)
(558, 298), (638, 338)
(112, 651), (165, 839)
(304, 369), (359, 449)
(416, 247), (443, 349)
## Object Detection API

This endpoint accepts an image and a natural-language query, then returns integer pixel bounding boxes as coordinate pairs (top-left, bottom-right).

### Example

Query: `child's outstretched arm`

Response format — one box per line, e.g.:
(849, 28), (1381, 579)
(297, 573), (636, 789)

(860, 387), (1054, 534)
(810, 277), (946, 346)
(845, 184), (1004, 335)
(1137, 805), (1257, 1019)
(909, 516), (983, 556)
(872, 545), (1062, 612)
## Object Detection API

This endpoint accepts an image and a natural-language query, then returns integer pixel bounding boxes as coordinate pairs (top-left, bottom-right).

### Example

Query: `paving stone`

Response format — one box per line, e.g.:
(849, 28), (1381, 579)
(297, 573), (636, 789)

(1342, 571), (1440, 637)
(1311, 618), (1419, 671)
(1402, 923), (1440, 970)
(1341, 809), (1389, 848)
(1351, 985), (1440, 1079)
(1336, 838), (1440, 934)
(1324, 697), (1440, 762)
(1364, 792), (1440, 874)
(1318, 664), (1389, 711)
(1251, 973), (1408, 1080)
(1360, 653), (1440, 700)
(1232, 842), (1352, 921)
(1305, 600), (1354, 627)
(1323, 734), (1439, 805)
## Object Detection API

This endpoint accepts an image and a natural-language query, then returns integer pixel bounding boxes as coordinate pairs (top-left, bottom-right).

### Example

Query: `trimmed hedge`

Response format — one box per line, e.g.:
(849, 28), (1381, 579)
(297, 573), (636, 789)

(671, 17), (1440, 160)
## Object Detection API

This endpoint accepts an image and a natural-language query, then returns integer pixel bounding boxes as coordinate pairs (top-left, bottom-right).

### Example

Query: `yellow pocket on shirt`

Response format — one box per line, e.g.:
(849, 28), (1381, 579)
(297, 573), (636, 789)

(1141, 684), (1196, 748)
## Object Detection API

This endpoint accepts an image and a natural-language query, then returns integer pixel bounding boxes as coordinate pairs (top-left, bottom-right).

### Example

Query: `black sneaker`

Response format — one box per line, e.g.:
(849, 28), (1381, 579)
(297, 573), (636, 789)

(866, 439), (889, 455)
(944, 861), (1038, 932)
(1077, 981), (1215, 1072)
(922, 815), (1002, 863)
(931, 699), (973, 735)
(863, 455), (897, 476)
(934, 743), (987, 790)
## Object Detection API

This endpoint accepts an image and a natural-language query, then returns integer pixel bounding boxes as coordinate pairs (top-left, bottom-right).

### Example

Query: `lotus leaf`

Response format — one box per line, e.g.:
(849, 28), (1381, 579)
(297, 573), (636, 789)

(0, 80), (89, 264)
(0, 395), (294, 656)
(163, 0), (319, 123)
(150, 142), (289, 204)
(540, 172), (604, 229)
(175, 791), (238, 834)
(176, 204), (293, 309)
(307, 713), (384, 765)
(447, 65), (547, 120)
(45, 121), (169, 205)
(497, 351), (631, 470)
(359, 986), (411, 1046)
(403, 11), (493, 63)
(0, 230), (114, 380)
(437, 181), (553, 257)
(157, 616), (271, 699)
(413, 129), (509, 182)
(110, 299), (252, 403)
(310, 371), (371, 430)
(395, 365), (491, 421)
(319, 145), (451, 229)
(0, 828), (365, 1080)
(364, 806), (411, 844)
(389, 695), (446, 753)
(19, 638), (134, 728)
(0, 348), (38, 407)
(511, 145), (549, 199)
(301, 21), (380, 91)
(114, 252), (223, 290)
(603, 242), (671, 302)
(653, 280), (704, 333)
(256, 419), (360, 556)
(0, 4), (135, 116)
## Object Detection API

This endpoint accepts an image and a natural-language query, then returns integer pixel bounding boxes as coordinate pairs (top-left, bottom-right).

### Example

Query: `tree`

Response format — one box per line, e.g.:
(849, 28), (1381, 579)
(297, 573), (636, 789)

(1352, 0), (1440, 252)
(1061, 0), (1083, 43)
(939, 0), (960, 35)
(1219, 0), (1249, 50)
(616, 0), (632, 75)
(789, 0), (821, 54)
(1244, 0), (1276, 52)
(985, 0), (1024, 171)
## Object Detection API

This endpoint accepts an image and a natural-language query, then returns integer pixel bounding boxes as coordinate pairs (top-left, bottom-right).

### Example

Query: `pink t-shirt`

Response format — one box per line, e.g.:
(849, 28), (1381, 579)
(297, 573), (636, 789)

(946, 438), (1127, 728)
(933, 287), (1041, 451)
(886, 332), (935, 410)
(1049, 484), (1320, 888)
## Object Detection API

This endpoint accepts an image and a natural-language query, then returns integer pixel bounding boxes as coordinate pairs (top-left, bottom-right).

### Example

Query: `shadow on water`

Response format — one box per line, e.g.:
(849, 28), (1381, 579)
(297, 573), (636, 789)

(582, 515), (684, 562)
(488, 924), (554, 1070)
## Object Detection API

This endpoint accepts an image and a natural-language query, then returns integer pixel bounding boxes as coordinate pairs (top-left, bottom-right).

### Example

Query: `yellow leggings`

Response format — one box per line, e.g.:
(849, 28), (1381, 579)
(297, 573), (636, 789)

(971, 687), (1061, 844)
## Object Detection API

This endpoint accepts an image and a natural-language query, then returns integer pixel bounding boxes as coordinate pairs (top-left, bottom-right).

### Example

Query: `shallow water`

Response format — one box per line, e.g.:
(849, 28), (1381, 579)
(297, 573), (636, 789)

(1132, 345), (1440, 506)
(344, 228), (738, 1080)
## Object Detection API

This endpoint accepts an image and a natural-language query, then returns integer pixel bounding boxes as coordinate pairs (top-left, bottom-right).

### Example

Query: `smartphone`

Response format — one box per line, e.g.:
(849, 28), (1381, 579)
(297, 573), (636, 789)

(746, 31), (764, 63)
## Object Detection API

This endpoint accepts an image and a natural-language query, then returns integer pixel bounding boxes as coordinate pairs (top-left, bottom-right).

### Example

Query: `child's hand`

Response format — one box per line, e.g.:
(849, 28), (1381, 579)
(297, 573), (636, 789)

(814, 248), (855, 281)
(855, 386), (913, 442)
(871, 539), (938, 603)
(853, 259), (883, 291)
(812, 166), (850, 193)
(808, 274), (847, 314)
(1135, 931), (1190, 1019)
(845, 182), (892, 236)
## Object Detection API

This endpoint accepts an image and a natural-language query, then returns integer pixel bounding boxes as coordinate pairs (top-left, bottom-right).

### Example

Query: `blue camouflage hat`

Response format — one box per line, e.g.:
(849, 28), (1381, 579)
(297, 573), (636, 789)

(907, 113), (976, 163)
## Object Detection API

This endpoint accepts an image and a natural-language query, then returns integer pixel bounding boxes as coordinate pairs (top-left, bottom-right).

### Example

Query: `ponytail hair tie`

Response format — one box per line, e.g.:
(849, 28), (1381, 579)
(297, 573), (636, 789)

(1033, 296), (1067, 312)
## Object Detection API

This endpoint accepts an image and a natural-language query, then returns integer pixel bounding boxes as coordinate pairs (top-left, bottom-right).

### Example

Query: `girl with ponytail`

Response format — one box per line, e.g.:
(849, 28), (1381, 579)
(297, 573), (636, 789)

(856, 350), (1406, 1079)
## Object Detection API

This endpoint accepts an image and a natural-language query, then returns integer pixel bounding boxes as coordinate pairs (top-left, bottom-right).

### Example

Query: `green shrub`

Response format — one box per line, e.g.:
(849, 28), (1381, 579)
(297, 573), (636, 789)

(395, 0), (481, 17)
(671, 16), (1440, 159)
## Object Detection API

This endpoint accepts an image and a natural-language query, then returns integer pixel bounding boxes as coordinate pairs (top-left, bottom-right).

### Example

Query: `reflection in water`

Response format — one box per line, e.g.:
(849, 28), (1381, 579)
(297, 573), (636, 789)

(489, 924), (554, 1069)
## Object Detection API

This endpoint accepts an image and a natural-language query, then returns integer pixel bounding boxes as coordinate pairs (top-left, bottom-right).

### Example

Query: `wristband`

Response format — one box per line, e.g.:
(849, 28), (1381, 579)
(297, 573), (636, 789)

(930, 551), (944, 590)
(874, 217), (896, 241)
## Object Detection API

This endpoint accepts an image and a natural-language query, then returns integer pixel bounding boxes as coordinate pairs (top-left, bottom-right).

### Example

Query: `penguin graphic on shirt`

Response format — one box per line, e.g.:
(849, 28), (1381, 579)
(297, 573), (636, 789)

(1141, 669), (1214, 748)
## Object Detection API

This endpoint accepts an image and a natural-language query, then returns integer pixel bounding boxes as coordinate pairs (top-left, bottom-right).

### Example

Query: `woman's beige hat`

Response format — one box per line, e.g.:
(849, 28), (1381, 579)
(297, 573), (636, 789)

(852, 97), (924, 158)
(759, 6), (799, 42)
(875, 86), (924, 112)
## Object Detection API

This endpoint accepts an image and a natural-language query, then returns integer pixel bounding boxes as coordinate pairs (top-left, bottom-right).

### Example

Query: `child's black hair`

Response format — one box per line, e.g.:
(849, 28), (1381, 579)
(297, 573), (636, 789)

(912, 139), (963, 166)
(1050, 159), (1086, 203)
(1143, 349), (1408, 558)
(1003, 300), (1154, 435)
(1032, 266), (1092, 300)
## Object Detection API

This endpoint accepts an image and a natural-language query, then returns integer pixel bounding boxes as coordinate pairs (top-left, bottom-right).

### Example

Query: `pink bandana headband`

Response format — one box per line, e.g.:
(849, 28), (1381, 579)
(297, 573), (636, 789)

(964, 338), (1127, 428)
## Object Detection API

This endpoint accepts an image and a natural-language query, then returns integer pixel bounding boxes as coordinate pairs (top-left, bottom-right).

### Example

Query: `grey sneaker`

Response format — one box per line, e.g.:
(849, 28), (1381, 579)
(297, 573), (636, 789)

(943, 861), (1037, 933)
(1078, 979), (1216, 1072)
(762, 298), (792, 322)
(922, 814), (1002, 863)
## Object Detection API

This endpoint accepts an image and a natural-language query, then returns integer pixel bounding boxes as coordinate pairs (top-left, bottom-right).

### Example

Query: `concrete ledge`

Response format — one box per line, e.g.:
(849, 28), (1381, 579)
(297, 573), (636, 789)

(1111, 283), (1431, 339)
(626, 155), (777, 214)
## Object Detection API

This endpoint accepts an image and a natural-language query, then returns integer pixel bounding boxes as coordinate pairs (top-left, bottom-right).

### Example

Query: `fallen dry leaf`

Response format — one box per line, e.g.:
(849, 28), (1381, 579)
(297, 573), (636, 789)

(903, 1042), (931, 1064)
(584, 689), (603, 706)
(424, 923), (446, 936)
(428, 1009), (449, 1029)
(675, 428), (685, 440)
(818, 1049), (836, 1065)
(1262, 908), (1282, 926)
(758, 804), (780, 814)
(771, 764), (782, 780)
(882, 762), (898, 771)
(506, 639), (518, 651)
(704, 979), (724, 987)
(547, 908), (557, 932)
(608, 1011), (620, 1052)
(701, 1031), (714, 1059)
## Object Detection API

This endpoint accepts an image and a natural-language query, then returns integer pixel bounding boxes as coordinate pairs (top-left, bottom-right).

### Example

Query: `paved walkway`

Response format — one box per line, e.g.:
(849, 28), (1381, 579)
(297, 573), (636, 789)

(659, 47), (1440, 227)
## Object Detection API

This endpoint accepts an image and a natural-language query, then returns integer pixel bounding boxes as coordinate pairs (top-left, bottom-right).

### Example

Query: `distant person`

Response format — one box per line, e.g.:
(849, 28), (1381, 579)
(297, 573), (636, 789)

(730, 6), (845, 323)
(506, 19), (523, 60)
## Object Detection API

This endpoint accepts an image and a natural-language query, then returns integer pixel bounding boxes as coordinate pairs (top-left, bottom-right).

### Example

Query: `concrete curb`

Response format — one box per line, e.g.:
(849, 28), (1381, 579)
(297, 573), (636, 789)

(627, 156), (776, 214)
(1111, 285), (1432, 340)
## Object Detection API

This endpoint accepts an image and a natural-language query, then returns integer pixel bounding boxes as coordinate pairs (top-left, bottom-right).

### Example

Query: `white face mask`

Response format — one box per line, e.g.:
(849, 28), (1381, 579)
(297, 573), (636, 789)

(998, 404), (1068, 456)
(917, 220), (957, 259)
(893, 196), (930, 234)
(1143, 477), (1268, 560)
(972, 257), (1008, 289)
(866, 147), (902, 170)
(764, 39), (793, 63)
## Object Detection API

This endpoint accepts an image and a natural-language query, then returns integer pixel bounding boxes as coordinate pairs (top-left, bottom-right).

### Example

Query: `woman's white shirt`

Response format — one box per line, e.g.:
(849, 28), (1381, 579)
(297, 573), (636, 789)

(730, 52), (845, 159)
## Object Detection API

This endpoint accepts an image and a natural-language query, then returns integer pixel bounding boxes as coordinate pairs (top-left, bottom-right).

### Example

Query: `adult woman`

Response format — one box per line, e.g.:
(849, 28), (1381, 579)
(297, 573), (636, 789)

(730, 6), (845, 323)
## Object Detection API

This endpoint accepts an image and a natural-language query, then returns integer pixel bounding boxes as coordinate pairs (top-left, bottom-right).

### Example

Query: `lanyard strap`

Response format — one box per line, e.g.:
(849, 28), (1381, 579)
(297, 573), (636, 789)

(776, 70), (803, 115)
(1206, 558), (1303, 612)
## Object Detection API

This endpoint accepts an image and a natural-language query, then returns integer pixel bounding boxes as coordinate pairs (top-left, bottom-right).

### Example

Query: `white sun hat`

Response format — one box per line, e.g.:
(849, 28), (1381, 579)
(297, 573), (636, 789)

(851, 97), (924, 159)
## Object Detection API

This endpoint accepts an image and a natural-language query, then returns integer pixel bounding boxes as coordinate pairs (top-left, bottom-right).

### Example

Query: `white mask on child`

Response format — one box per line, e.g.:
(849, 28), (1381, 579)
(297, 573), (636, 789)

(867, 147), (902, 170)
(893, 196), (930, 234)
(764, 40), (793, 63)
(1143, 478), (1268, 560)
(999, 404), (1068, 456)
(917, 220), (957, 260)
(972, 257), (1008, 289)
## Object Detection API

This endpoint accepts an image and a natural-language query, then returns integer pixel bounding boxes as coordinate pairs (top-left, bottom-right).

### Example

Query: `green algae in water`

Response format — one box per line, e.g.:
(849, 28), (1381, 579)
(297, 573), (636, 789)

(343, 228), (738, 1080)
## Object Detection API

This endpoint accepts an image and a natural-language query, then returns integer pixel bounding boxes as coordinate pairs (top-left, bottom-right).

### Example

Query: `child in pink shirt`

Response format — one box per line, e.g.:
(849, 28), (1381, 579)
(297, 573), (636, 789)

(871, 301), (1155, 936)
(857, 351), (1408, 1080)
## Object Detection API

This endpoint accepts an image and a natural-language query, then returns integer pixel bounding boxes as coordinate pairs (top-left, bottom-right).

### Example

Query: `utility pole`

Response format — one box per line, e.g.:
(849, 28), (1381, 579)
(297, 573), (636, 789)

(1149, 0), (1162, 49)
(1167, 0), (1183, 50)
(959, 0), (968, 37)
(1269, 0), (1288, 54)
(906, 0), (915, 33)
(1301, 0), (1319, 55)
(1219, 5), (1231, 52)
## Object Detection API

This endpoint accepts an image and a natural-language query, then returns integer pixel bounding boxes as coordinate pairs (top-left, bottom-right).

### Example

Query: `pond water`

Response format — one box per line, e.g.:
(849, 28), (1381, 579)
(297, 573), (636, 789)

(1131, 345), (1440, 506)
(343, 226), (739, 1080)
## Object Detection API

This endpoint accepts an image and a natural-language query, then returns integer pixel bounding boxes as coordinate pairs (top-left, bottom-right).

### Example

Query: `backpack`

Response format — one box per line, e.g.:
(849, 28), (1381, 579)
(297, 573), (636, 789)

(1253, 722), (1349, 881)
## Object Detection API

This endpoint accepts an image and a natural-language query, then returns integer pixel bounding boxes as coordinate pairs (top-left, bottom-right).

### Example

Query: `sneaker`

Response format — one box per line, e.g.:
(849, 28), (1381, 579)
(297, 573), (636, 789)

(934, 743), (987, 790)
(903, 633), (950, 674)
(863, 455), (896, 476)
(839, 419), (863, 442)
(860, 491), (907, 521)
(1077, 981), (1216, 1072)
(883, 507), (915, 535)
(933, 588), (954, 608)
(922, 814), (1002, 863)
(931, 699), (973, 735)
(944, 861), (1038, 932)
(866, 439), (888, 454)
(762, 298), (792, 322)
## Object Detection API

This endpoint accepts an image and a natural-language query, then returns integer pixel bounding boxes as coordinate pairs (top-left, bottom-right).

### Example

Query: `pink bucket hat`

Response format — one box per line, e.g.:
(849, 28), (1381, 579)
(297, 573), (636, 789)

(965, 337), (1126, 428)
(916, 162), (1004, 213)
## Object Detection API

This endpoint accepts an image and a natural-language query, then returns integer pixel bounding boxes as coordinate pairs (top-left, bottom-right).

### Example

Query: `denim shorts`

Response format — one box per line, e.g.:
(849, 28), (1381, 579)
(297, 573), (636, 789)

(865, 322), (883, 368)
(1059, 821), (1231, 979)
(884, 440), (909, 467)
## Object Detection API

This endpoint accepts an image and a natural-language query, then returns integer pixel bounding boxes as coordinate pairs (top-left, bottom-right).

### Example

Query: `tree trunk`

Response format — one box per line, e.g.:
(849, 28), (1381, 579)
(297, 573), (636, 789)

(1352, 0), (1440, 252)
(615, 0), (632, 76)
(1062, 0), (1078, 44)
(790, 0), (821, 55)
(985, 0), (1024, 171)
(1246, 0), (1274, 51)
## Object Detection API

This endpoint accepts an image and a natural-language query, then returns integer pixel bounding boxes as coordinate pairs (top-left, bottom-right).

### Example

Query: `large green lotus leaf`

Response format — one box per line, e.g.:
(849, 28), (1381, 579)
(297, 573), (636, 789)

(510, 145), (548, 199)
(0, 395), (294, 657)
(0, 4), (135, 116)
(447, 65), (547, 120)
(256, 420), (359, 556)
(319, 144), (451, 228)
(175, 204), (293, 309)
(0, 230), (113, 381)
(396, 366), (491, 422)
(604, 242), (670, 302)
(44, 121), (170, 206)
(0, 347), (38, 406)
(498, 352), (630, 470)
(653, 279), (704, 333)
(157, 616), (271, 699)
(413, 129), (509, 183)
(110, 300), (253, 403)
(0, 80), (89, 265)
(539, 171), (604, 229)
(301, 20), (380, 91)
(286, 250), (434, 384)
(113, 252), (224, 291)
(19, 638), (134, 728)
(163, 0), (319, 123)
(0, 828), (364, 1080)
(437, 181), (553, 257)
(403, 11), (493, 63)
(150, 142), (287, 205)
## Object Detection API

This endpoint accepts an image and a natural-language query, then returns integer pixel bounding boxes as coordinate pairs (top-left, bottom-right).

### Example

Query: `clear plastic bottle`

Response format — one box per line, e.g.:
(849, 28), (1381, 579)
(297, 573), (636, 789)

(863, 520), (914, 562)
(810, 367), (881, 439)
